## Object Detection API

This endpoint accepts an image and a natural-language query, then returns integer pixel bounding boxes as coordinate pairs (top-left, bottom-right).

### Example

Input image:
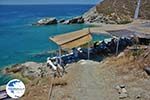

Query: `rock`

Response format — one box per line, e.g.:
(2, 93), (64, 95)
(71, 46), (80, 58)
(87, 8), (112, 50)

(136, 94), (141, 99)
(107, 20), (116, 24)
(63, 20), (70, 24)
(119, 93), (128, 99)
(22, 62), (45, 78)
(83, 7), (97, 22)
(4, 64), (23, 73)
(115, 84), (128, 99)
(114, 85), (122, 94)
(4, 62), (50, 78)
(117, 52), (125, 58)
(120, 84), (126, 88)
(59, 19), (65, 23)
(63, 16), (84, 24)
(143, 67), (150, 75)
(115, 85), (121, 90)
(35, 17), (57, 25)
(115, 85), (127, 94)
(77, 18), (84, 23)
(121, 88), (127, 93)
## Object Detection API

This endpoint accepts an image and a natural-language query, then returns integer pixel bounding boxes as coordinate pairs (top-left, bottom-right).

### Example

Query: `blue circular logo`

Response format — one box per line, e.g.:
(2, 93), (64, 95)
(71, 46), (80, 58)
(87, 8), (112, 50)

(6, 79), (25, 99)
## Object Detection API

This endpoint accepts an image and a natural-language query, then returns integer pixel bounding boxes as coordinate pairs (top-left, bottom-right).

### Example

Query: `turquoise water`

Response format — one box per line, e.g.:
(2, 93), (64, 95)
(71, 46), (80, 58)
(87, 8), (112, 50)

(92, 34), (111, 41)
(0, 5), (93, 68)
(0, 5), (94, 85)
(0, 5), (111, 85)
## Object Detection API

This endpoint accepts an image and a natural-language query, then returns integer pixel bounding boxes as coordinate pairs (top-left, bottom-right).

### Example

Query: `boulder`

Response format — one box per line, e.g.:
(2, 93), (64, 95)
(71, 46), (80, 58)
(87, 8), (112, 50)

(58, 19), (65, 23)
(22, 62), (44, 78)
(4, 64), (23, 73)
(77, 18), (84, 23)
(115, 84), (128, 99)
(120, 84), (126, 88)
(144, 67), (150, 75)
(119, 93), (128, 99)
(63, 16), (84, 24)
(3, 62), (51, 78)
(63, 20), (70, 24)
(35, 17), (57, 25)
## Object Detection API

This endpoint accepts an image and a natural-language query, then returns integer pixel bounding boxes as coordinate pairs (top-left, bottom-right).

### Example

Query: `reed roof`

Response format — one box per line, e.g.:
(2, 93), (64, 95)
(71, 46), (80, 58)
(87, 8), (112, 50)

(50, 28), (92, 49)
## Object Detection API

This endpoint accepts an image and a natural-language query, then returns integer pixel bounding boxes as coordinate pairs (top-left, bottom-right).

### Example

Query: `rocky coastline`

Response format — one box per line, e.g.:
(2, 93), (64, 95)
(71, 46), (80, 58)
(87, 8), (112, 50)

(2, 62), (51, 80)
(33, 16), (85, 26)
(32, 0), (150, 26)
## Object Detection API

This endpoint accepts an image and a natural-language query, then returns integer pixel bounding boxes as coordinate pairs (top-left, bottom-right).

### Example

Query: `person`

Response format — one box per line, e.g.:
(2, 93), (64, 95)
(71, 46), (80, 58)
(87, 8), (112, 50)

(73, 48), (78, 58)
(72, 48), (79, 61)
(94, 41), (99, 48)
(47, 57), (57, 71)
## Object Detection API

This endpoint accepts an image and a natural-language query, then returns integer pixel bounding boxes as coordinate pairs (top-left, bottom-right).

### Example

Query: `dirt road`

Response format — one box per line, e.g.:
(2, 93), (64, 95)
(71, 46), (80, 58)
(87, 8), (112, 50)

(51, 60), (119, 100)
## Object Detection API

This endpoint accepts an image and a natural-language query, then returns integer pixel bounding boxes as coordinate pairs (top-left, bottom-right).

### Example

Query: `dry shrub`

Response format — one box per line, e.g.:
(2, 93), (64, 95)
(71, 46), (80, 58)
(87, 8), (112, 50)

(53, 77), (67, 86)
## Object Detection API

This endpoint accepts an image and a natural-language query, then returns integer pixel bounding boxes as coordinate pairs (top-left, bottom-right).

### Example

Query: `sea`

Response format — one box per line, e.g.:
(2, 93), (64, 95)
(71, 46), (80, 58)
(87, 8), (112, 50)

(0, 4), (111, 85)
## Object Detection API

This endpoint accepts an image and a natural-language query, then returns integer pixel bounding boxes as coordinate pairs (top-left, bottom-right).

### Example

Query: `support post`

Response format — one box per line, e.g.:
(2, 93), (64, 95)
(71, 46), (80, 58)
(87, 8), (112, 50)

(59, 47), (62, 65)
(88, 27), (91, 34)
(116, 38), (120, 55)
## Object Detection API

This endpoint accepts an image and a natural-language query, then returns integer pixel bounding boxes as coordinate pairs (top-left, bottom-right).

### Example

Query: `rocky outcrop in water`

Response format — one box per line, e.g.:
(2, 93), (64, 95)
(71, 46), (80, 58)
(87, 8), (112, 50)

(34, 17), (57, 25)
(58, 19), (65, 23)
(33, 16), (84, 25)
(63, 16), (84, 24)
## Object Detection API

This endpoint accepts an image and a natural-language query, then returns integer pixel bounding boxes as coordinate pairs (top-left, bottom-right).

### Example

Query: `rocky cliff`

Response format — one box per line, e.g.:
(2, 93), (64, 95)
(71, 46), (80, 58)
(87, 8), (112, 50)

(83, 0), (150, 24)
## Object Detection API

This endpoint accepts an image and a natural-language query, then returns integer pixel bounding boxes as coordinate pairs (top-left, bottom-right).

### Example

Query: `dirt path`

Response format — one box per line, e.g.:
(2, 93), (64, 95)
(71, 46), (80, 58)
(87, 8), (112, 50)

(51, 60), (119, 100)
(21, 56), (150, 100)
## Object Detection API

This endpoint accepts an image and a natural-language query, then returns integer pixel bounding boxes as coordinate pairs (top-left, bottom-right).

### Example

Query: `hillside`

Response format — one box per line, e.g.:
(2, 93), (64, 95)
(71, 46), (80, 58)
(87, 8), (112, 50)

(21, 46), (150, 100)
(2, 45), (150, 100)
(83, 0), (150, 24)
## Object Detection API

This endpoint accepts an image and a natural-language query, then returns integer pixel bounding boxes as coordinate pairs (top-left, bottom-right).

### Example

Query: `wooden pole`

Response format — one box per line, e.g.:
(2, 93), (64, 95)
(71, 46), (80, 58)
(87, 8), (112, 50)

(48, 77), (54, 100)
(134, 0), (141, 19)
(116, 38), (120, 55)
(88, 27), (91, 34)
(88, 27), (91, 60)
(59, 47), (62, 65)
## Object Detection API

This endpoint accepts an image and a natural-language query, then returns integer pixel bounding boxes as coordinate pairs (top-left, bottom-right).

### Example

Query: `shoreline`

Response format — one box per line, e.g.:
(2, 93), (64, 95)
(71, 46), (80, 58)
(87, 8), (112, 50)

(1, 19), (149, 69)
(1, 19), (150, 85)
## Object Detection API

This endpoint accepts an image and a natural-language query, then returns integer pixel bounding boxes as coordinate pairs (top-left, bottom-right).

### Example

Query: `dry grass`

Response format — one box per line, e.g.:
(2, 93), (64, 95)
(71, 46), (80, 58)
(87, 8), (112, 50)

(105, 46), (150, 80)
(96, 0), (150, 19)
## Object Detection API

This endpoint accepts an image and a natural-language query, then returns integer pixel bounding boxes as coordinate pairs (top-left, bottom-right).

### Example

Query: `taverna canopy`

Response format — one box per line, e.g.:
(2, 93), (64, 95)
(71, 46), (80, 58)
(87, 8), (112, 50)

(50, 28), (92, 49)
(107, 29), (137, 38)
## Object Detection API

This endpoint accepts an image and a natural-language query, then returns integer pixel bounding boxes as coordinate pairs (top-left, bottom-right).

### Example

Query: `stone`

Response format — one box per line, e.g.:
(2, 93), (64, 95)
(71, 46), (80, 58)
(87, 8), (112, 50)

(4, 61), (51, 78)
(59, 19), (65, 23)
(136, 94), (141, 99)
(77, 18), (84, 23)
(115, 85), (122, 94)
(117, 52), (125, 58)
(107, 20), (116, 24)
(35, 17), (57, 25)
(143, 67), (150, 75)
(121, 88), (127, 93)
(120, 84), (126, 88)
(115, 85), (121, 90)
(119, 93), (128, 99)
(63, 16), (84, 24)
(63, 20), (70, 24)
